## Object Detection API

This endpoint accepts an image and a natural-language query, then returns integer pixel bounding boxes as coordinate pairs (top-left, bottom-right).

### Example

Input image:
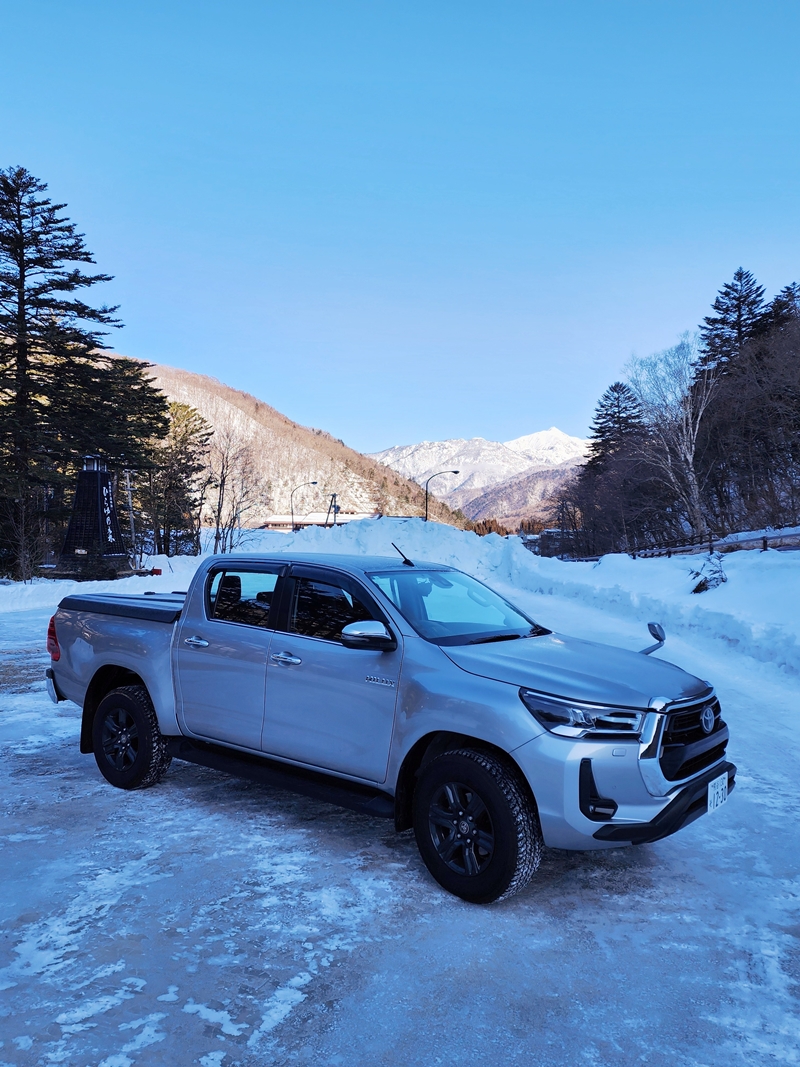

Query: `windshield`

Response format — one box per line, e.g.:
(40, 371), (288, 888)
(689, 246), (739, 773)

(367, 568), (547, 646)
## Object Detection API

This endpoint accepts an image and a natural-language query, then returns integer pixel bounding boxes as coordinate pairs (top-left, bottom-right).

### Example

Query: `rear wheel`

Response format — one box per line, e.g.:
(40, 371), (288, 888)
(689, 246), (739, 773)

(92, 685), (171, 790)
(413, 748), (543, 903)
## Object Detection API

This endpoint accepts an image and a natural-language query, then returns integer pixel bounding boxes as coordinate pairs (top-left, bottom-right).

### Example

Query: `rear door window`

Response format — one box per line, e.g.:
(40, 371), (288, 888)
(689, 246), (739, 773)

(207, 568), (282, 628)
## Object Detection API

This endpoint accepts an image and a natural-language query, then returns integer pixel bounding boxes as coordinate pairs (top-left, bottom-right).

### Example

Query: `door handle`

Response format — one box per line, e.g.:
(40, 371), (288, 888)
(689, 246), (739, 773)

(271, 651), (302, 666)
(184, 636), (209, 648)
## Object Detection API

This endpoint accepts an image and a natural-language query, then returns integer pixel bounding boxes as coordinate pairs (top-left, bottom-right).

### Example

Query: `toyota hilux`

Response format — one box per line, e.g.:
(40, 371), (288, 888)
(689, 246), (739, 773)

(45, 552), (735, 903)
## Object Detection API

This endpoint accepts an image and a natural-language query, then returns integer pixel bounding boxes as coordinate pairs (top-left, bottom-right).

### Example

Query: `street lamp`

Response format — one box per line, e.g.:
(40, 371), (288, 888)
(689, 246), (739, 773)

(424, 470), (459, 522)
(291, 481), (318, 531)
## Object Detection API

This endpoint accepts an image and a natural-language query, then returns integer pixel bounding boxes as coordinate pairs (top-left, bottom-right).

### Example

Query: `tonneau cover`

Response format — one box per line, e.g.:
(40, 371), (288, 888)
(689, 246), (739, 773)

(58, 594), (183, 624)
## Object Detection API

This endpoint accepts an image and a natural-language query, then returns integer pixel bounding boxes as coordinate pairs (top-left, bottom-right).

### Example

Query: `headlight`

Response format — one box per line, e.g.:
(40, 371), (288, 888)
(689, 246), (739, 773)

(519, 689), (645, 738)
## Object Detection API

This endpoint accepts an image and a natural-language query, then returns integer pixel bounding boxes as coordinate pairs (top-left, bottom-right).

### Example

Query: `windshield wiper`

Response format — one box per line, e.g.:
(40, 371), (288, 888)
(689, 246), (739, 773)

(469, 633), (523, 645)
(469, 626), (548, 645)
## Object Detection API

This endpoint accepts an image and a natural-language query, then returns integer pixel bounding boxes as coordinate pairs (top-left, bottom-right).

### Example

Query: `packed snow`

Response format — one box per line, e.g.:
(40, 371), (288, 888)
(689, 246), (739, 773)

(1, 519), (799, 1065)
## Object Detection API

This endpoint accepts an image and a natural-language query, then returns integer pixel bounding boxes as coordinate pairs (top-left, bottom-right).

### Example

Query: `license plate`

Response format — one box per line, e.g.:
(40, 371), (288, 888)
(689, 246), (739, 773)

(707, 771), (728, 814)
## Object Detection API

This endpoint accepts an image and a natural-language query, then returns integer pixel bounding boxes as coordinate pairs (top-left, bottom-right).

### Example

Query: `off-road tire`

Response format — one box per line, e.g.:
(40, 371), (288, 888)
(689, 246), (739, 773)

(92, 685), (172, 790)
(413, 748), (543, 904)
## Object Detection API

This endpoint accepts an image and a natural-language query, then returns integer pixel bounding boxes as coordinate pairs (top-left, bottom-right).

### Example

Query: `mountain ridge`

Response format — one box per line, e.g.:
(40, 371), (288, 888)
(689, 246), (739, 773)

(370, 427), (587, 521)
(138, 360), (467, 527)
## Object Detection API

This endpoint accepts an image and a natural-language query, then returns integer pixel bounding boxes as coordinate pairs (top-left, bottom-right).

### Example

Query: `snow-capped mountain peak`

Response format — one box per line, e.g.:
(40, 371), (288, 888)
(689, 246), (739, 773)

(369, 427), (588, 518)
(504, 426), (588, 467)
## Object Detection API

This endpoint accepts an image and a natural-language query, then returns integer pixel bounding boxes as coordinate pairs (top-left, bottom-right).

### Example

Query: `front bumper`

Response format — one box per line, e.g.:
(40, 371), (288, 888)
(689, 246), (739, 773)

(592, 761), (736, 844)
(512, 726), (735, 851)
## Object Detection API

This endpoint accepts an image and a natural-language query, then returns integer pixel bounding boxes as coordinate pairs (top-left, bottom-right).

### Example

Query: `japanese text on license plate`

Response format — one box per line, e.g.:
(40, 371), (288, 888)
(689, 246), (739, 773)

(707, 771), (728, 814)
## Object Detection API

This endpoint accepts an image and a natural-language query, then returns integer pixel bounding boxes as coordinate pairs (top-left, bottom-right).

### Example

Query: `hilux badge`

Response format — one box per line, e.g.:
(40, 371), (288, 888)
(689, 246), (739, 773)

(700, 706), (715, 734)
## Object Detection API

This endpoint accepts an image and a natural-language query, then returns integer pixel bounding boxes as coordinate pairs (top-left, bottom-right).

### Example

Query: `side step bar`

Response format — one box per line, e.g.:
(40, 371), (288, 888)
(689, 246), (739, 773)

(166, 737), (395, 819)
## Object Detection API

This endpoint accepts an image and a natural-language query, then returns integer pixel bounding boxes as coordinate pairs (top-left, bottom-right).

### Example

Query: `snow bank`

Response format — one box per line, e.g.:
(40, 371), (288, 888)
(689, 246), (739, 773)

(522, 548), (800, 675)
(2, 518), (798, 673)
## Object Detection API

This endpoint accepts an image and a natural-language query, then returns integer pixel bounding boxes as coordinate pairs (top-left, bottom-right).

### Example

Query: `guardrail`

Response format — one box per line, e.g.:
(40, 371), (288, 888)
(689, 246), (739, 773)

(634, 529), (800, 559)
(520, 527), (800, 560)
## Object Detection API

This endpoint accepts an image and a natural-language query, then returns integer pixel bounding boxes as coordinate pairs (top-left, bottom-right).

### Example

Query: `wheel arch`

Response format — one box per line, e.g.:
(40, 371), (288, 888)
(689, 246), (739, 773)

(80, 665), (147, 754)
(393, 731), (535, 832)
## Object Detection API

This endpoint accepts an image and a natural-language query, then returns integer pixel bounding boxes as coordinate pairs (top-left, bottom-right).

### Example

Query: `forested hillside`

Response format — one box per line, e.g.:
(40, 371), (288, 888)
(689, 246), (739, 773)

(144, 362), (466, 532)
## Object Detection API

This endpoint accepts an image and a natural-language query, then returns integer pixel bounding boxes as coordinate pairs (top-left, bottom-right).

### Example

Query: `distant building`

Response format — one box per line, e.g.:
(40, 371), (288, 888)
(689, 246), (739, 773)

(518, 532), (540, 554)
(538, 527), (580, 558)
(259, 511), (384, 532)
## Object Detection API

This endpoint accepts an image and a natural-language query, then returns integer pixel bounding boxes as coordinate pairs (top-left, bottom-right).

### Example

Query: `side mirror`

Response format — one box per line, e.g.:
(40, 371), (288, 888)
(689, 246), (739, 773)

(640, 621), (666, 656)
(340, 620), (397, 652)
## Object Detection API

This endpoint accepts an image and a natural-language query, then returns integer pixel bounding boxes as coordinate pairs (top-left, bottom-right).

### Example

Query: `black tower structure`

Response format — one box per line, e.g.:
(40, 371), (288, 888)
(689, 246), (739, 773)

(60, 456), (127, 573)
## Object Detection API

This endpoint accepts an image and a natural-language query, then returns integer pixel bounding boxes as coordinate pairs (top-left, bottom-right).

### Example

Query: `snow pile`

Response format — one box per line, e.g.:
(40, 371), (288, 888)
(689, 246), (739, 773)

(518, 545), (800, 674)
(2, 518), (798, 673)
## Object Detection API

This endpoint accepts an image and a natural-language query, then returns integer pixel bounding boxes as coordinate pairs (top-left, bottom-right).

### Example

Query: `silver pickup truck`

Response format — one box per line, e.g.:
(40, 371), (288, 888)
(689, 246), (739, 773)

(46, 551), (734, 903)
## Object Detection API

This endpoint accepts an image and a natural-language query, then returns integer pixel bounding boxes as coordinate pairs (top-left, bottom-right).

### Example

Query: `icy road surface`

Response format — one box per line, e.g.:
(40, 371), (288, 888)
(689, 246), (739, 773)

(1, 573), (799, 1064)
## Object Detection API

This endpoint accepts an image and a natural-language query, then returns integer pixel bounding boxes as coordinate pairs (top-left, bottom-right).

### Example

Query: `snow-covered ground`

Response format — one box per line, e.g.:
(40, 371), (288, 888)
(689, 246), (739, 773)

(1, 520), (799, 1065)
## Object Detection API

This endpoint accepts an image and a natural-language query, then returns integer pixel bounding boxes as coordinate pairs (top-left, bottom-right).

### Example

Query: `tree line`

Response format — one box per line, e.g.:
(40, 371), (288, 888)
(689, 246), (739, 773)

(557, 269), (800, 556)
(0, 166), (265, 578)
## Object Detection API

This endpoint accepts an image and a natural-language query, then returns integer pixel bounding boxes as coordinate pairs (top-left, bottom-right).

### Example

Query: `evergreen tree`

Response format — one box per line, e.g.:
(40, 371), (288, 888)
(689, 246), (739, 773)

(134, 403), (212, 558)
(756, 282), (800, 334)
(0, 166), (168, 576)
(699, 268), (765, 368)
(585, 382), (644, 469)
(698, 311), (800, 532)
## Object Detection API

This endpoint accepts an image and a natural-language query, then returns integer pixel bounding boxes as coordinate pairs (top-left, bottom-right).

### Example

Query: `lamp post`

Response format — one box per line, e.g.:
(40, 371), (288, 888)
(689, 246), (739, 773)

(290, 481), (318, 531)
(424, 470), (459, 522)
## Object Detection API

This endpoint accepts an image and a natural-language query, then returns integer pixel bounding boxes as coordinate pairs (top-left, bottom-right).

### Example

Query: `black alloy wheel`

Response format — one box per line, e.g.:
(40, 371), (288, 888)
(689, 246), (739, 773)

(92, 685), (172, 790)
(428, 781), (495, 877)
(101, 707), (140, 772)
(413, 748), (543, 904)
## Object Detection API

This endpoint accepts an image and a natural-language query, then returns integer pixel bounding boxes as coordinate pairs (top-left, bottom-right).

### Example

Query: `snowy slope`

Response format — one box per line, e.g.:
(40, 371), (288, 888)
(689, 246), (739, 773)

(370, 427), (587, 517)
(505, 426), (589, 467)
(142, 362), (463, 526)
(368, 438), (533, 511)
(462, 462), (579, 523)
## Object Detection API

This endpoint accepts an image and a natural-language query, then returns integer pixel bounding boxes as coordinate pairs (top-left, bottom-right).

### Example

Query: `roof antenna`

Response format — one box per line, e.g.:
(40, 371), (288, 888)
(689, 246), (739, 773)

(391, 542), (415, 567)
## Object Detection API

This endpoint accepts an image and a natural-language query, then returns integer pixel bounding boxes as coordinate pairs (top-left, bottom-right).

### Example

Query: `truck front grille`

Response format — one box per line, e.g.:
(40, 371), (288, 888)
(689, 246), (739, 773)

(660, 698), (728, 781)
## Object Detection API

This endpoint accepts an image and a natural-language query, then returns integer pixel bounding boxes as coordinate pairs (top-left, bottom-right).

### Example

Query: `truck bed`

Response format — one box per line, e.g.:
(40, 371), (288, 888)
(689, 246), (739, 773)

(58, 592), (186, 624)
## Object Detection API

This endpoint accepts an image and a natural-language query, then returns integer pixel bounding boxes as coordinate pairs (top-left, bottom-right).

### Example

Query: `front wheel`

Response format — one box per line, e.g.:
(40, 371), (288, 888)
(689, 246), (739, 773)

(92, 685), (172, 790)
(413, 748), (543, 904)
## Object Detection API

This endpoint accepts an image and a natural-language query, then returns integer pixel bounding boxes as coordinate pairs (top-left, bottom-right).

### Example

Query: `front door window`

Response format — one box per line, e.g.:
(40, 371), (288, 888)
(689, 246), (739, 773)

(288, 577), (375, 641)
(262, 569), (400, 781)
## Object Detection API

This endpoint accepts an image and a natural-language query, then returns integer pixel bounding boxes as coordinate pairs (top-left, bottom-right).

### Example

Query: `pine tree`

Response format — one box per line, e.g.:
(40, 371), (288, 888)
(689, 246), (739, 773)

(756, 281), (800, 334)
(0, 166), (168, 576)
(699, 268), (765, 368)
(135, 403), (213, 558)
(585, 382), (644, 469)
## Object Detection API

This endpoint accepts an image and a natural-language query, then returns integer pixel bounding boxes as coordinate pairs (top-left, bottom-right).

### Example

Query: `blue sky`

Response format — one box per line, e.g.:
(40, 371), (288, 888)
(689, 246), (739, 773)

(2, 1), (798, 452)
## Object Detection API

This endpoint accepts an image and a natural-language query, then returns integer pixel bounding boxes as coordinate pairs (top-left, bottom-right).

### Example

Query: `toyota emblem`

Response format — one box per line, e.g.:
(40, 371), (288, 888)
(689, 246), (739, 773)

(700, 706), (715, 734)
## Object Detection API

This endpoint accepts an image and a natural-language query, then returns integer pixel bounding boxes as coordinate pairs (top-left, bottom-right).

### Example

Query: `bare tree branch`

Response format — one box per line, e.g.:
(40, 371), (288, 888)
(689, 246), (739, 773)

(626, 333), (720, 537)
